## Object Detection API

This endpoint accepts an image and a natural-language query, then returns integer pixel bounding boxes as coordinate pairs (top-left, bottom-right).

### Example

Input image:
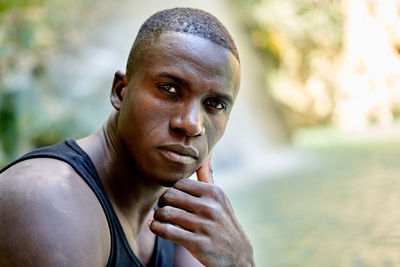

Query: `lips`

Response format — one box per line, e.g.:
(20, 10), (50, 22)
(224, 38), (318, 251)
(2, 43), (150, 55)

(158, 144), (199, 164)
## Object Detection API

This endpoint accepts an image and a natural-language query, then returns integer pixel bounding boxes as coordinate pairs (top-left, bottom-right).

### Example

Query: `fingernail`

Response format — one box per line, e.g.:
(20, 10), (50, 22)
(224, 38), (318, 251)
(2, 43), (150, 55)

(147, 220), (153, 228)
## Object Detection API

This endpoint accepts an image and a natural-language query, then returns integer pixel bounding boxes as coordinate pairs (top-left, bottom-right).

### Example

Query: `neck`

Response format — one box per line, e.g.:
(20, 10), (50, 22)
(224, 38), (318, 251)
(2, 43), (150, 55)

(77, 112), (166, 238)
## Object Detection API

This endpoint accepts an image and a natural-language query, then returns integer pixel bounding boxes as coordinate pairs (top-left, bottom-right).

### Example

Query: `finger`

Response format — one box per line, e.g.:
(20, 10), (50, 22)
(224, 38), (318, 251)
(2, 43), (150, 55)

(160, 186), (224, 220)
(174, 178), (214, 197)
(154, 206), (210, 233)
(158, 187), (203, 212)
(148, 220), (196, 248)
(196, 151), (213, 184)
(174, 179), (226, 203)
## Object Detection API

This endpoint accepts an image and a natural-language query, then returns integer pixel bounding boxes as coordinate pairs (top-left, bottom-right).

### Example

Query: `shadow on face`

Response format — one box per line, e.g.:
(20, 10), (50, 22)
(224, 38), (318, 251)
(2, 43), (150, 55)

(111, 32), (240, 185)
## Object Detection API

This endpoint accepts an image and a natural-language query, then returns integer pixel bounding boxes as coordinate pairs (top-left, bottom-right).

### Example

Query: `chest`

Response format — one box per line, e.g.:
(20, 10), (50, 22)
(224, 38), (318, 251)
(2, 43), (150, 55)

(118, 210), (157, 265)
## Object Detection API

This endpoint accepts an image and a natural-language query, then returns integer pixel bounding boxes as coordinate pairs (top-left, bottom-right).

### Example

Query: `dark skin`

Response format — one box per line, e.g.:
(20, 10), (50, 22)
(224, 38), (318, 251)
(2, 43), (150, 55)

(0, 32), (254, 266)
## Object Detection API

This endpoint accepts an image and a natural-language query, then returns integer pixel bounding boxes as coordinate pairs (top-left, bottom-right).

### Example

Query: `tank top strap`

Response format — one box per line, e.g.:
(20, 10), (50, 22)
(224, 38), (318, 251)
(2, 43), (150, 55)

(1, 139), (176, 266)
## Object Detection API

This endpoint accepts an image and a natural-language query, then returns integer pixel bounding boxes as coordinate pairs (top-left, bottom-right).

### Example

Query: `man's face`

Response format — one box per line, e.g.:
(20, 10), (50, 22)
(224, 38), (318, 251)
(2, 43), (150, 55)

(114, 31), (240, 186)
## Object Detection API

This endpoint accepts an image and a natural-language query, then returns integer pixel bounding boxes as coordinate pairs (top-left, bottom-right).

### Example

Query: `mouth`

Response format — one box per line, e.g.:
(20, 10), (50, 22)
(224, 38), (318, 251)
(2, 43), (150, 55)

(158, 144), (199, 164)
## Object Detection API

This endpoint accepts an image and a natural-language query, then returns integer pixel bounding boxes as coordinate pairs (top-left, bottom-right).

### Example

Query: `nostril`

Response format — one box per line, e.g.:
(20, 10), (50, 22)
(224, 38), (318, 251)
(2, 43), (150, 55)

(170, 114), (204, 137)
(169, 102), (205, 137)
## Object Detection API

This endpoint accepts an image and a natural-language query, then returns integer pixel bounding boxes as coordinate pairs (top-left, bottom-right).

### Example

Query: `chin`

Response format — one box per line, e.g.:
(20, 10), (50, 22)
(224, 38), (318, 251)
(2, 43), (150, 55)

(148, 168), (195, 187)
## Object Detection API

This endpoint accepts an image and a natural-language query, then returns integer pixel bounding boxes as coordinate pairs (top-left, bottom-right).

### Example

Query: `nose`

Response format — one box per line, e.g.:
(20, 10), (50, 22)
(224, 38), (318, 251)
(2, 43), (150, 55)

(170, 101), (205, 137)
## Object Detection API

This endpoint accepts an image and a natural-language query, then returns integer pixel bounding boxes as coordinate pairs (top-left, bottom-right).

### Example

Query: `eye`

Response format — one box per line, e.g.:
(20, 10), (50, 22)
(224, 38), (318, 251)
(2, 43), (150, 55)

(159, 84), (178, 94)
(205, 98), (226, 111)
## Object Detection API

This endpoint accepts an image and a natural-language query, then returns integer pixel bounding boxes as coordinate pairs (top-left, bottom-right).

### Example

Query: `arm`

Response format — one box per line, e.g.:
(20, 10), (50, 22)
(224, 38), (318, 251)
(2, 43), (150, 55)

(0, 159), (110, 267)
(149, 156), (255, 267)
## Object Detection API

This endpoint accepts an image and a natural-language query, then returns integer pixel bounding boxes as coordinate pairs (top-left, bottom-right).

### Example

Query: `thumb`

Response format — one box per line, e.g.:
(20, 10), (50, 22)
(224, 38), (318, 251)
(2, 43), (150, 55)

(196, 151), (213, 184)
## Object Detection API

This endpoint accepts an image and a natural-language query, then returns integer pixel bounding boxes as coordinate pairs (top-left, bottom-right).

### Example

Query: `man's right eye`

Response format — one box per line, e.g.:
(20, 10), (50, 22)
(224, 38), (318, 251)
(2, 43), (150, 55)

(159, 84), (178, 94)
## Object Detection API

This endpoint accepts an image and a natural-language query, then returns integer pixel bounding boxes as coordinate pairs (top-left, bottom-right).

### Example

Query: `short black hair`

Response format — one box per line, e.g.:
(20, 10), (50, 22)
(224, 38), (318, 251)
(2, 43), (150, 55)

(126, 7), (239, 78)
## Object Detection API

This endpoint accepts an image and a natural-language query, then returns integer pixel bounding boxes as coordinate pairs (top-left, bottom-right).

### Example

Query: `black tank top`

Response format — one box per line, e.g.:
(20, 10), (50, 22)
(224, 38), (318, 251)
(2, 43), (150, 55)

(0, 139), (175, 267)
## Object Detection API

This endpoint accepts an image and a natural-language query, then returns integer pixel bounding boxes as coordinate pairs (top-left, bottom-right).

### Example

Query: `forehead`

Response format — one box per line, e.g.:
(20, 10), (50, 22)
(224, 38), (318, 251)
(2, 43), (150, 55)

(135, 31), (240, 94)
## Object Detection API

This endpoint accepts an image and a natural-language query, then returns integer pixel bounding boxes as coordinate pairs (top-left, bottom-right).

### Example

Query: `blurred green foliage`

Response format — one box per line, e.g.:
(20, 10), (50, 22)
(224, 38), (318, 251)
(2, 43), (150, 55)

(233, 0), (344, 129)
(0, 0), (104, 167)
(0, 0), (346, 166)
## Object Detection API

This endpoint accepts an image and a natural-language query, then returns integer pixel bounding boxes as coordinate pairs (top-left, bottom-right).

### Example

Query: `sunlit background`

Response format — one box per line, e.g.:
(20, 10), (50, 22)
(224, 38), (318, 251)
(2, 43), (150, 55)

(2, 0), (400, 266)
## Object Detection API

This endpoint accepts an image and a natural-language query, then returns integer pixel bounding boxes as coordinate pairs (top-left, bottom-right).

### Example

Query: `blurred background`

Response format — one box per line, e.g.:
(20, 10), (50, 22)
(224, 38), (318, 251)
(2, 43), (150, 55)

(2, 0), (400, 265)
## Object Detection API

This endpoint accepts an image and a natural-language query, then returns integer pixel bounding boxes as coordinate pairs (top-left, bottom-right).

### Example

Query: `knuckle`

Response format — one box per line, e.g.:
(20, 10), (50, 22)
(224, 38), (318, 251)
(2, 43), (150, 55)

(163, 206), (174, 217)
(173, 178), (184, 187)
(153, 209), (161, 220)
(159, 188), (177, 206)
(173, 178), (189, 189)
(202, 202), (220, 220)
(155, 206), (173, 221)
(158, 194), (167, 207)
(154, 208), (163, 221)
(209, 185), (224, 200)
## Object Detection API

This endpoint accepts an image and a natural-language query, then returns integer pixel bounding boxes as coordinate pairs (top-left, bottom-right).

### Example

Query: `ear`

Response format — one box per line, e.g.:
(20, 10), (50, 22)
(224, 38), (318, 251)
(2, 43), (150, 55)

(110, 71), (128, 110)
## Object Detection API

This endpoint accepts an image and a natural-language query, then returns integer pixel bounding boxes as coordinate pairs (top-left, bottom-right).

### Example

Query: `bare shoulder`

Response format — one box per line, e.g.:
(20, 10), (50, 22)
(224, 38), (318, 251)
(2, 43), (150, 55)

(0, 158), (110, 267)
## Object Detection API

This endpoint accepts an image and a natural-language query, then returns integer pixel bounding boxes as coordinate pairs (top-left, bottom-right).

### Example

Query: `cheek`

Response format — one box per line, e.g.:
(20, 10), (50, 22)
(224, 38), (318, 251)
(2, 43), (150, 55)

(132, 90), (170, 123)
(205, 116), (228, 150)
(119, 91), (169, 144)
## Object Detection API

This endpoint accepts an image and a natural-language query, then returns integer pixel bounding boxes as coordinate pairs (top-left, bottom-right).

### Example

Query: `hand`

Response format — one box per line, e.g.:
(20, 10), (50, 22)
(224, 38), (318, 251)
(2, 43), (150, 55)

(149, 153), (255, 267)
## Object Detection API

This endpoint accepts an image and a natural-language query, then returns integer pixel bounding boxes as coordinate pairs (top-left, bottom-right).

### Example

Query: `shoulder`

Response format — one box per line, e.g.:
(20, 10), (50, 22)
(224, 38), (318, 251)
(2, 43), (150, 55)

(0, 158), (110, 266)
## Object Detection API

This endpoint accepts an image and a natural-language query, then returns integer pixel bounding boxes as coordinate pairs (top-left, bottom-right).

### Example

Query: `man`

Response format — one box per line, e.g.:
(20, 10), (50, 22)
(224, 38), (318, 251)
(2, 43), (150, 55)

(0, 8), (254, 267)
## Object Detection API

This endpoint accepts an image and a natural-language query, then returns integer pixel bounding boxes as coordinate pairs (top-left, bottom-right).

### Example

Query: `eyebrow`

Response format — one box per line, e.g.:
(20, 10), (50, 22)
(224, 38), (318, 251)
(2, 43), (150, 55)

(155, 72), (234, 106)
(156, 72), (190, 88)
(210, 92), (233, 106)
